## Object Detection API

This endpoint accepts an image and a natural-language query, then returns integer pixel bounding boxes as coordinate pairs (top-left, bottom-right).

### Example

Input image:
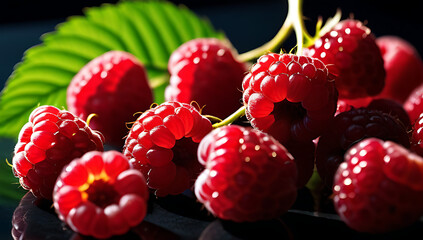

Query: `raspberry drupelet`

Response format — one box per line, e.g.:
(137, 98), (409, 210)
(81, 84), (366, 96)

(12, 105), (104, 200)
(123, 101), (212, 197)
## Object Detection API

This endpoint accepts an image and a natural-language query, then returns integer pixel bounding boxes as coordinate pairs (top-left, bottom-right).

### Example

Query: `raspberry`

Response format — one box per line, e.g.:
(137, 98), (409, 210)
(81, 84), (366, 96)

(374, 36), (423, 103)
(315, 107), (410, 187)
(333, 138), (423, 233)
(165, 38), (247, 119)
(242, 53), (338, 144)
(123, 101), (212, 197)
(53, 151), (149, 239)
(67, 50), (153, 147)
(303, 19), (385, 99)
(11, 105), (104, 200)
(195, 125), (297, 222)
(404, 82), (423, 124)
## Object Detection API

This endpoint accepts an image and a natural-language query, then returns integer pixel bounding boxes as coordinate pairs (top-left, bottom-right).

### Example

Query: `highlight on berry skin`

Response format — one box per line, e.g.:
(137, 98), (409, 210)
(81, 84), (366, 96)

(53, 151), (149, 239)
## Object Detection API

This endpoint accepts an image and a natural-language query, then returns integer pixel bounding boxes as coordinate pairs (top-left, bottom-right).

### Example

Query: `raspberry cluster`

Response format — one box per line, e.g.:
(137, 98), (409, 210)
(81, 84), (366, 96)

(7, 1), (423, 238)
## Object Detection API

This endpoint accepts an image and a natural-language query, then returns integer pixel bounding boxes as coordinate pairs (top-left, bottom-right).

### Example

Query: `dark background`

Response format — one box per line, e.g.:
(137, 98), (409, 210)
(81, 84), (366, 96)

(0, 0), (422, 239)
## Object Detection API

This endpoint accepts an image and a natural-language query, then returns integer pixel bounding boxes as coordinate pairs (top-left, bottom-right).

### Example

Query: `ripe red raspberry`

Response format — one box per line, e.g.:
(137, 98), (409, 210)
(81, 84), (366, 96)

(374, 36), (423, 103)
(315, 107), (410, 187)
(195, 125), (297, 222)
(123, 101), (212, 197)
(303, 19), (385, 99)
(242, 53), (338, 144)
(165, 38), (247, 119)
(53, 151), (149, 239)
(11, 105), (104, 200)
(67, 50), (153, 147)
(333, 138), (423, 233)
(404, 82), (423, 124)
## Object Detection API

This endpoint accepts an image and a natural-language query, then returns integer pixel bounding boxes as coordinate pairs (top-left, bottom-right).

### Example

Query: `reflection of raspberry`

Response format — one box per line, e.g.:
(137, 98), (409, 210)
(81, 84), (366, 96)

(67, 51), (153, 147)
(195, 125), (297, 222)
(12, 105), (104, 200)
(54, 151), (149, 239)
(242, 53), (338, 144)
(334, 138), (423, 233)
(316, 107), (410, 187)
(123, 101), (212, 197)
(166, 38), (247, 119)
(303, 19), (385, 99)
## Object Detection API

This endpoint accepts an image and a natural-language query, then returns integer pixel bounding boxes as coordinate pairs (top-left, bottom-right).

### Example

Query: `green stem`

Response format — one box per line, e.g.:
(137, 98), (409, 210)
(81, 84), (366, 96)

(238, 0), (313, 62)
(288, 0), (306, 55)
(204, 115), (223, 124)
(212, 106), (246, 128)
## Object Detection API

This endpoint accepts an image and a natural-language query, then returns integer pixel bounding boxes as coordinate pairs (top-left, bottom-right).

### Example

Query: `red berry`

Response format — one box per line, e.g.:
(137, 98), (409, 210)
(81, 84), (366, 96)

(333, 138), (423, 233)
(195, 125), (297, 222)
(123, 101), (212, 197)
(404, 82), (423, 124)
(316, 107), (410, 187)
(12, 105), (104, 200)
(242, 53), (338, 144)
(53, 151), (149, 239)
(374, 36), (423, 103)
(67, 50), (153, 147)
(166, 38), (247, 119)
(303, 19), (385, 99)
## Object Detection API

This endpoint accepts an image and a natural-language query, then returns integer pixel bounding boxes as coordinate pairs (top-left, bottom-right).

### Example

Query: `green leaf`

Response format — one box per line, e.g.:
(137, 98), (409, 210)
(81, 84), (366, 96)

(0, 0), (225, 140)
